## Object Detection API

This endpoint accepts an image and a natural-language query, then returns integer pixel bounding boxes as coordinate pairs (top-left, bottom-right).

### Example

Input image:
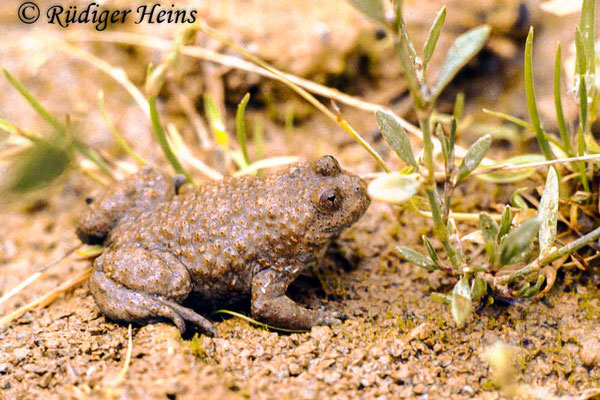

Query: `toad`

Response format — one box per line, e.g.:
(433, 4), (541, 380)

(77, 156), (370, 336)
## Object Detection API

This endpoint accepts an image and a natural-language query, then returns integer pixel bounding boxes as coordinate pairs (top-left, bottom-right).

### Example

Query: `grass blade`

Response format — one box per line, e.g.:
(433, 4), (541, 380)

(554, 44), (573, 156)
(579, 0), (595, 78)
(98, 91), (147, 166)
(524, 28), (554, 160)
(204, 95), (229, 150)
(213, 309), (307, 333)
(3, 69), (65, 135)
(235, 93), (251, 166)
(148, 96), (193, 182)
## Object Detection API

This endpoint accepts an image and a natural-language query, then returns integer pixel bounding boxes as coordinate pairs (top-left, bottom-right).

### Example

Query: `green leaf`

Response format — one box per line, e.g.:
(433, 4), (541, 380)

(498, 205), (512, 242)
(0, 118), (18, 136)
(3, 69), (65, 135)
(575, 28), (588, 75)
(479, 213), (499, 242)
(538, 167), (559, 255)
(422, 6), (446, 70)
(579, 0), (596, 78)
(368, 172), (420, 203)
(397, 246), (437, 270)
(510, 188), (529, 210)
(149, 96), (193, 183)
(422, 235), (440, 267)
(427, 188), (448, 241)
(524, 28), (554, 160)
(479, 212), (499, 260)
(453, 93), (465, 121)
(457, 134), (491, 182)
(483, 109), (534, 131)
(451, 276), (472, 328)
(499, 218), (540, 266)
(477, 154), (545, 183)
(516, 275), (545, 298)
(375, 110), (417, 167)
(203, 95), (228, 149)
(471, 277), (487, 302)
(346, 0), (387, 25)
(432, 25), (491, 99)
(6, 139), (71, 193)
(236, 93), (251, 166)
(554, 44), (573, 156)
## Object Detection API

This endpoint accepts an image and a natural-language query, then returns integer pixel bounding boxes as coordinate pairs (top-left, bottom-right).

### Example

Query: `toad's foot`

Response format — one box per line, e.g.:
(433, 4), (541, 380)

(251, 268), (346, 330)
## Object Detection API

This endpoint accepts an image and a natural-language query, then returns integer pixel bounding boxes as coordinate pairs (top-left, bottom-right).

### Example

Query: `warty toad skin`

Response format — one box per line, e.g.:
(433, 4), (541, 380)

(77, 155), (370, 336)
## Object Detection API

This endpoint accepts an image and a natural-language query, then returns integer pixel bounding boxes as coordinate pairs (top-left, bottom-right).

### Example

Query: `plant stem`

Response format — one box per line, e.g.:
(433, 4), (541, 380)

(504, 225), (600, 284)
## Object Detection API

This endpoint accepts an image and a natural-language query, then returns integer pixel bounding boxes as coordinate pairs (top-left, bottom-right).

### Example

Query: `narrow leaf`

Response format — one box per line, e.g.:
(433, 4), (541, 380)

(554, 44), (572, 156)
(498, 205), (512, 242)
(538, 167), (559, 254)
(471, 277), (487, 302)
(477, 154), (545, 183)
(451, 276), (472, 328)
(517, 275), (545, 298)
(457, 134), (491, 182)
(483, 108), (535, 131)
(0, 118), (18, 136)
(579, 0), (596, 77)
(499, 218), (540, 266)
(368, 173), (420, 203)
(397, 246), (437, 270)
(422, 235), (440, 267)
(236, 93), (251, 166)
(422, 6), (447, 69)
(433, 25), (491, 99)
(479, 212), (499, 243)
(375, 110), (417, 167)
(524, 28), (554, 160)
(3, 69), (65, 135)
(480, 212), (498, 261)
(427, 188), (448, 241)
(346, 0), (387, 24)
(203, 95), (228, 149)
(453, 93), (465, 121)
(510, 188), (529, 210)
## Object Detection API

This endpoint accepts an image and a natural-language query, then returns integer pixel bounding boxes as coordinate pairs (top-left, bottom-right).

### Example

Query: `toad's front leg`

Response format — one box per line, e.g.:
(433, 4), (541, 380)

(251, 267), (345, 330)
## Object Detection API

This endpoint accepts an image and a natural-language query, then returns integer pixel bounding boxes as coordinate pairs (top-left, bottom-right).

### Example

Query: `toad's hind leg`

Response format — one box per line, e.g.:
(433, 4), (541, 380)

(89, 248), (216, 336)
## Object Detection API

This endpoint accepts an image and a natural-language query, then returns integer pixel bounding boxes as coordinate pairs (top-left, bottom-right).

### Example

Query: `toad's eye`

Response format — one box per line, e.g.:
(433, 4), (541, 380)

(318, 188), (342, 212)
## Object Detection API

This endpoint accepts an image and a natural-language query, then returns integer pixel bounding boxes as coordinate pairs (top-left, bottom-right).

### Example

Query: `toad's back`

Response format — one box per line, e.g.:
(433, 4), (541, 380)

(104, 168), (320, 299)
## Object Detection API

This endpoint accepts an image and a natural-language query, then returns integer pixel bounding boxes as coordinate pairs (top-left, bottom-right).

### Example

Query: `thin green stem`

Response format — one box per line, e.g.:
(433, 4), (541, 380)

(98, 92), (148, 166)
(505, 225), (600, 284)
(148, 96), (193, 183)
